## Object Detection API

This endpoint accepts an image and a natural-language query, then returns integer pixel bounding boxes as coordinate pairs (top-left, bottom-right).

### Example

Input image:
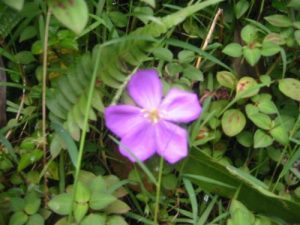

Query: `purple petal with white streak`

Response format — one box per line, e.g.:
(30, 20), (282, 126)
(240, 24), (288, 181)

(128, 69), (162, 109)
(104, 105), (145, 138)
(120, 123), (156, 162)
(159, 88), (202, 123)
(155, 120), (188, 164)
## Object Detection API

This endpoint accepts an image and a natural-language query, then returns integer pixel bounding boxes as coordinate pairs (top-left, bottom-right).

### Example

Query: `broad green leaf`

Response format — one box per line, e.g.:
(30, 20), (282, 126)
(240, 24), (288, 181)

(19, 26), (37, 42)
(53, 218), (68, 225)
(81, 214), (106, 225)
(9, 211), (28, 225)
(107, 216), (128, 225)
(49, 0), (89, 34)
(15, 51), (36, 64)
(237, 131), (253, 147)
(18, 149), (43, 172)
(73, 202), (89, 223)
(2, 0), (24, 11)
(294, 30), (300, 46)
(246, 106), (273, 130)
(254, 129), (273, 148)
(278, 78), (300, 101)
(222, 43), (242, 57)
(230, 200), (255, 225)
(236, 77), (259, 99)
(10, 197), (25, 211)
(183, 66), (203, 82)
(165, 62), (183, 76)
(234, 0), (249, 19)
(75, 181), (91, 203)
(90, 176), (106, 193)
(24, 192), (41, 215)
(221, 109), (246, 137)
(152, 47), (173, 61)
(270, 125), (289, 145)
(243, 46), (261, 66)
(26, 214), (44, 225)
(89, 192), (116, 210)
(265, 14), (292, 28)
(178, 50), (195, 63)
(48, 193), (72, 215)
(241, 25), (257, 44)
(183, 149), (300, 223)
(264, 33), (285, 45)
(217, 71), (237, 89)
(105, 200), (130, 214)
(252, 94), (277, 114)
(261, 41), (281, 56)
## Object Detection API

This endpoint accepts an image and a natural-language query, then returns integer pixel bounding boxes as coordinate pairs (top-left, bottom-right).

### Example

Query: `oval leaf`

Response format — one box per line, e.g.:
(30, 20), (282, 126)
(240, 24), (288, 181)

(265, 14), (292, 28)
(217, 71), (237, 89)
(278, 78), (300, 101)
(254, 129), (273, 148)
(243, 46), (261, 66)
(236, 77), (259, 99)
(49, 0), (89, 34)
(222, 43), (242, 57)
(222, 109), (246, 137)
(81, 214), (106, 225)
(48, 193), (72, 215)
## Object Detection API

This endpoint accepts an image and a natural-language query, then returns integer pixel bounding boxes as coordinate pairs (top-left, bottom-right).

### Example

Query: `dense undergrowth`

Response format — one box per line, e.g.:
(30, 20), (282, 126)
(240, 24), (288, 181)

(0, 0), (300, 224)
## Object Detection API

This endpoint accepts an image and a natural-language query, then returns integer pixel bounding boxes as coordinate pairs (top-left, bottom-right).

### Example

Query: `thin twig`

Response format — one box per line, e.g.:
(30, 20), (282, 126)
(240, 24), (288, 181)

(195, 8), (223, 69)
(42, 8), (51, 205)
(5, 70), (26, 139)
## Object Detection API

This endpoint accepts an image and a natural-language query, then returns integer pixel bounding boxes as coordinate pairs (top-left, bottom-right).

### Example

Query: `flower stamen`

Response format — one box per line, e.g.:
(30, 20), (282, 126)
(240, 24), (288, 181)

(142, 108), (161, 124)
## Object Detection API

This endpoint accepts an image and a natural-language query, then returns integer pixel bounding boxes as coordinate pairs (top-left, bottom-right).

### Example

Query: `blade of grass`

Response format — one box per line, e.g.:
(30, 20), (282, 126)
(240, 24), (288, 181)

(197, 195), (218, 225)
(183, 178), (199, 225)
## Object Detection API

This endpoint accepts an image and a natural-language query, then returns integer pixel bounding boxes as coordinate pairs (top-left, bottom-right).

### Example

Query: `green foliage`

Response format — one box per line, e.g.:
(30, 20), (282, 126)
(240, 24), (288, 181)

(183, 150), (300, 223)
(48, 173), (129, 224)
(49, 0), (88, 34)
(1, 0), (300, 224)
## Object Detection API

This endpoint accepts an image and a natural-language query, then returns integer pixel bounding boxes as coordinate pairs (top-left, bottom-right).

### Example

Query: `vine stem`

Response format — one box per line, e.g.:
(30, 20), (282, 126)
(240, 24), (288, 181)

(68, 46), (102, 222)
(154, 156), (164, 225)
(42, 8), (51, 205)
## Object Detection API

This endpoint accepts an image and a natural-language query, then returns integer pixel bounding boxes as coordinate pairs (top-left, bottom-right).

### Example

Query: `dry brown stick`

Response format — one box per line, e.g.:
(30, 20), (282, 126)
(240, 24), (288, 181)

(195, 8), (223, 69)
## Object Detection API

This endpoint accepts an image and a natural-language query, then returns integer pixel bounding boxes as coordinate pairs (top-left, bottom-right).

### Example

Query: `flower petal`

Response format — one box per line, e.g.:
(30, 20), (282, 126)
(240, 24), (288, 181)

(159, 88), (202, 123)
(105, 105), (145, 137)
(128, 69), (162, 109)
(120, 123), (156, 162)
(155, 121), (188, 164)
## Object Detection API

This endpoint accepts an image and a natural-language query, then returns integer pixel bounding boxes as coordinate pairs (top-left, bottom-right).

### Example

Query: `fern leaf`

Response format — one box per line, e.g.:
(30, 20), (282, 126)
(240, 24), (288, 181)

(0, 5), (21, 38)
(98, 0), (223, 87)
(47, 53), (104, 140)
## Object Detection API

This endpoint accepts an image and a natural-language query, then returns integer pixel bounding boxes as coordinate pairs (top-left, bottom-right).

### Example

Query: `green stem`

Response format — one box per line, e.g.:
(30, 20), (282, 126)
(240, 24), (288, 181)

(59, 152), (65, 193)
(42, 8), (51, 205)
(68, 46), (102, 222)
(154, 157), (164, 225)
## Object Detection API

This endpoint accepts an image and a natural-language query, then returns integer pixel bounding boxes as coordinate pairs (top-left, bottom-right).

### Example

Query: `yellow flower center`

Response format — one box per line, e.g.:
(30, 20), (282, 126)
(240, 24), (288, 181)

(142, 108), (161, 124)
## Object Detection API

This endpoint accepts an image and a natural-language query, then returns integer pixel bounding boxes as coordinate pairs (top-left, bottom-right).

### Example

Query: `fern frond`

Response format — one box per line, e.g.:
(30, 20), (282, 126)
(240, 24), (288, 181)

(47, 54), (104, 140)
(97, 0), (223, 87)
(0, 5), (21, 38)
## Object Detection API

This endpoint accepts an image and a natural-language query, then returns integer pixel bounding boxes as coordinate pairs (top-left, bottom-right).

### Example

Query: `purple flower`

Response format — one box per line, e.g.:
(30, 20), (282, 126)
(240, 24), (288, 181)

(105, 69), (202, 164)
